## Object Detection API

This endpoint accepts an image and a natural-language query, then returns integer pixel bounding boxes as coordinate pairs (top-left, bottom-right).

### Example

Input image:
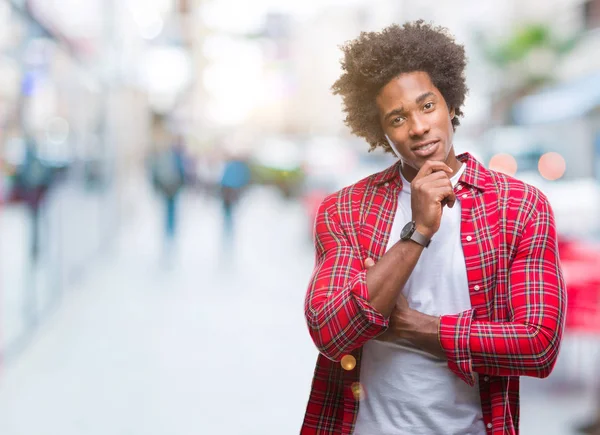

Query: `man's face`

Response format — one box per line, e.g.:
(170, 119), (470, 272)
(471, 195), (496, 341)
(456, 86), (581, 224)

(376, 71), (458, 180)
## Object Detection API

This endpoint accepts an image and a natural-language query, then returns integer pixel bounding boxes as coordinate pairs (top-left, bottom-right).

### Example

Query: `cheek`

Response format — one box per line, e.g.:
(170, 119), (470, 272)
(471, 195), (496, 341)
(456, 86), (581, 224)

(436, 112), (454, 134)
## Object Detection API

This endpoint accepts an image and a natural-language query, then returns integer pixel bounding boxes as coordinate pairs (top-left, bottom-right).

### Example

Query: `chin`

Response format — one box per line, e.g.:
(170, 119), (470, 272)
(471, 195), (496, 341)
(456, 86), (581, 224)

(421, 154), (446, 164)
(434, 151), (452, 163)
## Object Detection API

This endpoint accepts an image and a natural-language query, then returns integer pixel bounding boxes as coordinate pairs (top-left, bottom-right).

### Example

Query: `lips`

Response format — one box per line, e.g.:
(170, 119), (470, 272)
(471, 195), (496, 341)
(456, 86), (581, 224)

(412, 140), (440, 157)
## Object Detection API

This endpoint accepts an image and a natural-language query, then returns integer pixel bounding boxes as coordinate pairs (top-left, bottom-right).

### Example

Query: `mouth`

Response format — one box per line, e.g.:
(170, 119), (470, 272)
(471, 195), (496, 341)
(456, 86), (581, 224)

(411, 140), (440, 157)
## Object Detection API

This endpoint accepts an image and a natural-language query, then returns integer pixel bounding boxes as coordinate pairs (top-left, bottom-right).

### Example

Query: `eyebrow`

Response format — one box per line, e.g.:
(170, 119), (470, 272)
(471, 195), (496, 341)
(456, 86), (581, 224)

(416, 91), (435, 105)
(384, 91), (436, 121)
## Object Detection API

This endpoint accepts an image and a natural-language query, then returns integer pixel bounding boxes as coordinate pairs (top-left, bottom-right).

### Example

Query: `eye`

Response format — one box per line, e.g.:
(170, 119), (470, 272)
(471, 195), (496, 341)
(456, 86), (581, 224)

(392, 116), (405, 126)
(424, 102), (434, 110)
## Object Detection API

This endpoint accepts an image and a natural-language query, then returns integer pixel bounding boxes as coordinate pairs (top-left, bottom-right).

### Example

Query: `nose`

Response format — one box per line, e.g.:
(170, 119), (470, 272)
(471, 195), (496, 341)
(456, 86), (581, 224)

(409, 114), (430, 138)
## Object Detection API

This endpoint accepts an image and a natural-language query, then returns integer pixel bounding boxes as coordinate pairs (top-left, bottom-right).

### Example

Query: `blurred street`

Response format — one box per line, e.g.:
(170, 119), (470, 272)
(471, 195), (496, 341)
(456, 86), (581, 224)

(0, 0), (600, 434)
(0, 180), (320, 435)
(0, 180), (597, 435)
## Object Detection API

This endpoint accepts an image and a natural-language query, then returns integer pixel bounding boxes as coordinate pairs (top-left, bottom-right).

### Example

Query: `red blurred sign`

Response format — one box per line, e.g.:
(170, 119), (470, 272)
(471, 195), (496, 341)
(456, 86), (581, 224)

(559, 237), (600, 333)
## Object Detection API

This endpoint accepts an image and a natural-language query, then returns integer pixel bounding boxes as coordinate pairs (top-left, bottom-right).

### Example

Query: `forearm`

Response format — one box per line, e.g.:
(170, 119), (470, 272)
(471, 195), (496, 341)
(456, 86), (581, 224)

(398, 310), (446, 360)
(389, 309), (561, 378)
(306, 270), (388, 361)
(306, 200), (391, 360)
(366, 239), (425, 317)
(439, 312), (563, 383)
(468, 319), (560, 377)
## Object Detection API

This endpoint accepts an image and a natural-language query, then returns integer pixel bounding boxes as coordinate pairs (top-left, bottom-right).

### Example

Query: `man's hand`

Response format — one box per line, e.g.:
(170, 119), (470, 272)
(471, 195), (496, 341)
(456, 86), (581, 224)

(410, 160), (456, 239)
(375, 295), (411, 343)
(364, 257), (446, 359)
(364, 258), (394, 343)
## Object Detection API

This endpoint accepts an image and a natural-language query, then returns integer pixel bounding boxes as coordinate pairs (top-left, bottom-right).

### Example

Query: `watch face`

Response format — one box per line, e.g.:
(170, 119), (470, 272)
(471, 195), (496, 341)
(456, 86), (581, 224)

(401, 221), (415, 240)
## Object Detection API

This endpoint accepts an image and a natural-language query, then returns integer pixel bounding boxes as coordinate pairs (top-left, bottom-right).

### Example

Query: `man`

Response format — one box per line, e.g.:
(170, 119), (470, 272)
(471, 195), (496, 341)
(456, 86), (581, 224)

(577, 406), (600, 434)
(150, 134), (187, 254)
(302, 21), (566, 435)
(14, 137), (54, 262)
(219, 153), (251, 238)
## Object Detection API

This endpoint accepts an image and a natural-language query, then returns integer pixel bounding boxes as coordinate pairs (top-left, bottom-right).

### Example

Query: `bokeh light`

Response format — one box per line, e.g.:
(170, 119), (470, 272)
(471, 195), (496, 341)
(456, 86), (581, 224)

(538, 152), (567, 181)
(340, 354), (356, 371)
(351, 382), (365, 401)
(488, 153), (518, 176)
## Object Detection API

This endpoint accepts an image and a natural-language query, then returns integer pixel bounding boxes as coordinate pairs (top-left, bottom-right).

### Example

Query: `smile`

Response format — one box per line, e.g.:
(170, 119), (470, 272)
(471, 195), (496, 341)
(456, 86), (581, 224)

(415, 142), (437, 151)
(412, 140), (440, 157)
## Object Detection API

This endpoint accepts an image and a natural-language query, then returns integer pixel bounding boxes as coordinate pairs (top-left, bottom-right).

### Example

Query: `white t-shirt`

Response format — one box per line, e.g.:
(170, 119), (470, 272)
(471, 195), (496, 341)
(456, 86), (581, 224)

(353, 164), (486, 435)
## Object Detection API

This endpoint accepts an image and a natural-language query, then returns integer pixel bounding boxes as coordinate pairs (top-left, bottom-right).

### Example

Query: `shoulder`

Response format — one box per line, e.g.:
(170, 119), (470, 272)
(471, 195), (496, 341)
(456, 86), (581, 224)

(487, 169), (552, 218)
(318, 167), (390, 216)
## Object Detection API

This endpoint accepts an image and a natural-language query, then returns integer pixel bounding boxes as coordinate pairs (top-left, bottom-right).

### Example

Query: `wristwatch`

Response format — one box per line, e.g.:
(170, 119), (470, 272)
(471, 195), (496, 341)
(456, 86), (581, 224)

(400, 221), (431, 248)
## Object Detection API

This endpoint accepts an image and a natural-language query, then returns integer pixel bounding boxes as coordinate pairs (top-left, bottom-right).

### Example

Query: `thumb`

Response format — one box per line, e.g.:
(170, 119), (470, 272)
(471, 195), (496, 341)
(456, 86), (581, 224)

(364, 258), (376, 268)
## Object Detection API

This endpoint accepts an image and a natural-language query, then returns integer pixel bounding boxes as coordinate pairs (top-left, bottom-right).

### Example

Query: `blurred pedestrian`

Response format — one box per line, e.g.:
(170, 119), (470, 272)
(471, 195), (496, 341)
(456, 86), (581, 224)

(219, 155), (251, 238)
(302, 21), (566, 435)
(576, 405), (600, 434)
(150, 135), (187, 255)
(13, 136), (53, 262)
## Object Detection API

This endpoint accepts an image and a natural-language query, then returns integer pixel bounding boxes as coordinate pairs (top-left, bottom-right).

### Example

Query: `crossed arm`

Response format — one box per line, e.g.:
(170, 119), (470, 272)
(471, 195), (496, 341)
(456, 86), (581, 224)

(304, 197), (566, 384)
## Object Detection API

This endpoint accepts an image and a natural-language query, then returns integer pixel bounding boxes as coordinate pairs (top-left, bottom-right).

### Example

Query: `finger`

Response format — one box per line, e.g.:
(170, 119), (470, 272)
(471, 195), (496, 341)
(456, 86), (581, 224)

(375, 329), (394, 342)
(364, 258), (375, 268)
(412, 171), (450, 190)
(417, 171), (451, 184)
(420, 179), (457, 208)
(420, 178), (453, 190)
(431, 187), (456, 208)
(416, 160), (453, 178)
(419, 180), (453, 203)
(446, 190), (456, 208)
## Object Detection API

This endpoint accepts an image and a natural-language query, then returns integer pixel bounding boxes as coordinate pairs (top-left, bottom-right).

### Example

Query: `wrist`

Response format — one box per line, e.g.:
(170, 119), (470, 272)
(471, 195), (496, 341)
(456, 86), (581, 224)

(403, 311), (445, 359)
(405, 310), (438, 340)
(414, 223), (435, 240)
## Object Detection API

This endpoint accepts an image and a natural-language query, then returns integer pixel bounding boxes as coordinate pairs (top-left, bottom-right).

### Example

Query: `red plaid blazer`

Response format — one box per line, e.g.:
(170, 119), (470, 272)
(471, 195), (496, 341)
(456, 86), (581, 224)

(302, 153), (566, 435)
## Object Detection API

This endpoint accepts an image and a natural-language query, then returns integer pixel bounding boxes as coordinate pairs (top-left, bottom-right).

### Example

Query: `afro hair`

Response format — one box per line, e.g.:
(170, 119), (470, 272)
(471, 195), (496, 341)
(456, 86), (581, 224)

(332, 20), (468, 153)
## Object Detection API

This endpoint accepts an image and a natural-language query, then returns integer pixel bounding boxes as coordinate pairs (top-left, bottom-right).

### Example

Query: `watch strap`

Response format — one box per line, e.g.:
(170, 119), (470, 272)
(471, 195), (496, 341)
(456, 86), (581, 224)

(410, 229), (431, 248)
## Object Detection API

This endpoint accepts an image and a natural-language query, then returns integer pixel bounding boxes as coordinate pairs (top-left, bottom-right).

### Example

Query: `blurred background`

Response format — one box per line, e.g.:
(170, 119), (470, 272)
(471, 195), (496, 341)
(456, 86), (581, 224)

(0, 0), (598, 434)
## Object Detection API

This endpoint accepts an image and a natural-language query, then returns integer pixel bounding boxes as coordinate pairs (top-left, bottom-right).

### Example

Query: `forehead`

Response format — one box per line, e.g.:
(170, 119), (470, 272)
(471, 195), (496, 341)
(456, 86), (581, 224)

(376, 71), (442, 110)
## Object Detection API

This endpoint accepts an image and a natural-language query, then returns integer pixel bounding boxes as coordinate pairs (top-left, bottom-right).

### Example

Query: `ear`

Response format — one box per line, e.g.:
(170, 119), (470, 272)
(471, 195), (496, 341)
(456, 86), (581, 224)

(449, 107), (456, 119)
